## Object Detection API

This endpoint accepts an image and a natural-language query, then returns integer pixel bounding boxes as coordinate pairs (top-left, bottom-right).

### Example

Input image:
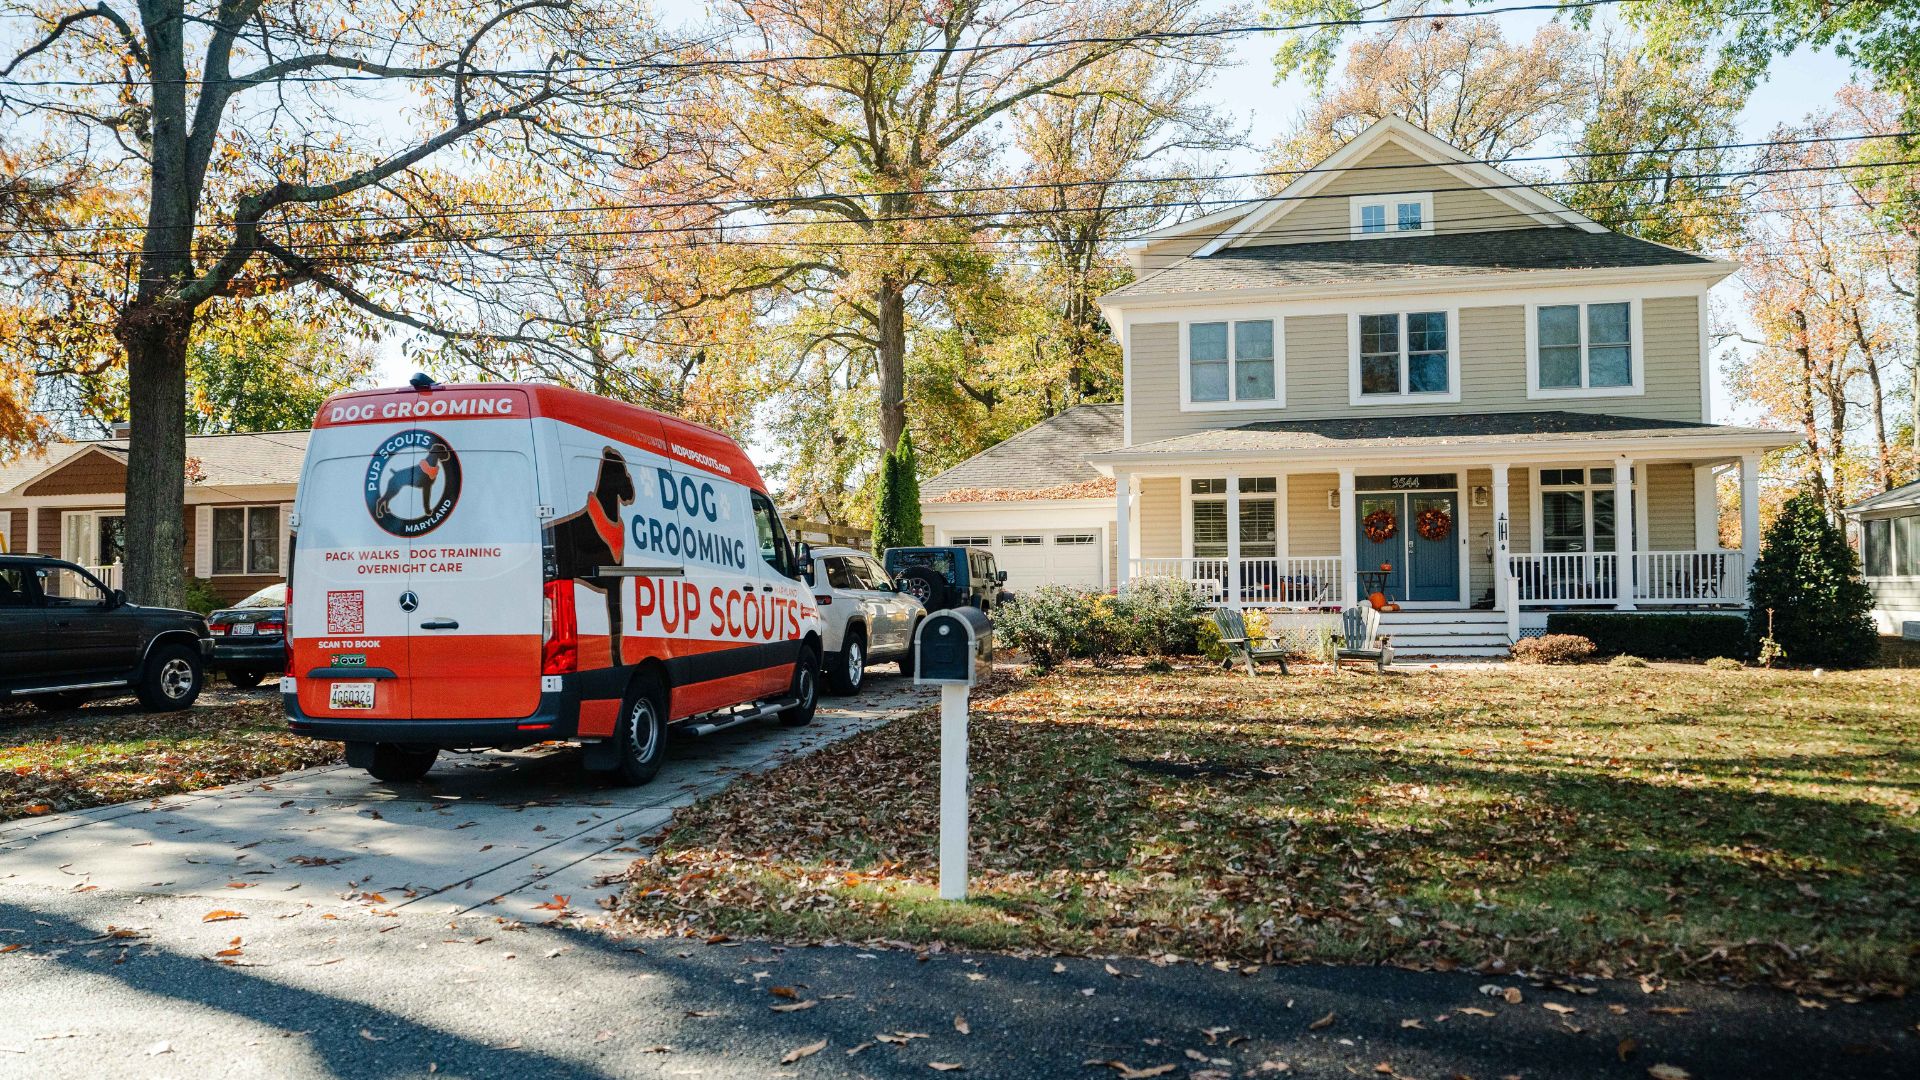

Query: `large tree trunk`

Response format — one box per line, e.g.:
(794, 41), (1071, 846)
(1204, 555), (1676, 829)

(117, 306), (192, 607)
(876, 274), (907, 452)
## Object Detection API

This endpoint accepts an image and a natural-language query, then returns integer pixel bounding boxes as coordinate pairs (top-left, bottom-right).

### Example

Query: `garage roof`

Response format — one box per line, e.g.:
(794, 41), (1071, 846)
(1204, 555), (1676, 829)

(921, 405), (1124, 503)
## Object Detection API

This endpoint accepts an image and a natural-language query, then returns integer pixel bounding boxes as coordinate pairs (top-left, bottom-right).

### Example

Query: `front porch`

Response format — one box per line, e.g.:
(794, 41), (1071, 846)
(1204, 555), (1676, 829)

(1113, 454), (1764, 653)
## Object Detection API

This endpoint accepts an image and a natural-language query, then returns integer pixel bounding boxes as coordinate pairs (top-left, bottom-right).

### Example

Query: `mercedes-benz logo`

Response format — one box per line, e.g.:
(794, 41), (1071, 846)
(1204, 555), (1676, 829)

(398, 590), (419, 612)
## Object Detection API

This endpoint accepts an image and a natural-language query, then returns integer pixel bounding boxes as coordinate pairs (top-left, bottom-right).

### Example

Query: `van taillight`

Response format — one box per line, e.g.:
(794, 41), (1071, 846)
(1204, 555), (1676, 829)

(542, 579), (577, 674)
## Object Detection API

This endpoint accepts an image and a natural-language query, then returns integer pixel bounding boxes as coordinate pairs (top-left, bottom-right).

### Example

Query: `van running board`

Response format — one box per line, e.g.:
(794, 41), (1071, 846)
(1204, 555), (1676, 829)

(680, 696), (799, 737)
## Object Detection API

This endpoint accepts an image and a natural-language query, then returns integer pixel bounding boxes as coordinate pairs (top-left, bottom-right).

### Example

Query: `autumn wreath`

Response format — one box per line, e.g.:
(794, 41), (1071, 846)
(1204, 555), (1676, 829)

(1416, 506), (1453, 541)
(1363, 506), (1398, 543)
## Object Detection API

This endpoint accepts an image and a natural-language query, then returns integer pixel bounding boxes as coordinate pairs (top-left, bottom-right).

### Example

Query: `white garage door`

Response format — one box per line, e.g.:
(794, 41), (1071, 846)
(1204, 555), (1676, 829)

(974, 531), (1103, 591)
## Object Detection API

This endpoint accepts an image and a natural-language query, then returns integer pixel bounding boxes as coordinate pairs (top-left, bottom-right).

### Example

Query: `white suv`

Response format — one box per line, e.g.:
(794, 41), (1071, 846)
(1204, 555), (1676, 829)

(804, 546), (924, 695)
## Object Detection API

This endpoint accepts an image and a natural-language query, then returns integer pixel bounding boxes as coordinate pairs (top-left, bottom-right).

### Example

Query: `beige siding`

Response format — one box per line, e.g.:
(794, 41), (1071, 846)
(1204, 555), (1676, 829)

(1644, 463), (1695, 550)
(1137, 477), (1181, 558)
(1508, 469), (1533, 554)
(1286, 472), (1339, 556)
(1235, 141), (1538, 246)
(1126, 295), (1705, 444)
(1467, 469), (1493, 603)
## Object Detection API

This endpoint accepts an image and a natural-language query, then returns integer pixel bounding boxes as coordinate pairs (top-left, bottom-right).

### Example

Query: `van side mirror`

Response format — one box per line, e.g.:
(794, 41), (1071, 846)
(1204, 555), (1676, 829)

(792, 541), (812, 578)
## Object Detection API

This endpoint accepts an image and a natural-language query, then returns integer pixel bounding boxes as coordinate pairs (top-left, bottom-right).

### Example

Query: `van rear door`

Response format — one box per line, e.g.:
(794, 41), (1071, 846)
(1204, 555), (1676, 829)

(290, 448), (414, 720)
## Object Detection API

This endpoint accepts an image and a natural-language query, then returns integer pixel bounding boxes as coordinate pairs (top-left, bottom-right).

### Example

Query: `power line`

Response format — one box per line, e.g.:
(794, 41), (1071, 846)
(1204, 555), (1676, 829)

(0, 0), (1644, 89)
(4, 127), (1907, 243)
(6, 155), (1910, 262)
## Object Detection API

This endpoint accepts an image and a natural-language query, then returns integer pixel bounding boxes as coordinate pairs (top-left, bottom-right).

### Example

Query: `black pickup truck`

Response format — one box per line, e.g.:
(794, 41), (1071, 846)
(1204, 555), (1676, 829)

(0, 554), (213, 711)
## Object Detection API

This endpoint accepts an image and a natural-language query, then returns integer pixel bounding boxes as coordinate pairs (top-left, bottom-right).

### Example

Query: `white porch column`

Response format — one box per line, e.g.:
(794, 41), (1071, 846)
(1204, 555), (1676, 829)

(1115, 470), (1133, 590)
(1694, 465), (1720, 549)
(1225, 471), (1241, 607)
(1337, 467), (1357, 608)
(1490, 463), (1511, 616)
(1614, 456), (1636, 610)
(1739, 453), (1761, 602)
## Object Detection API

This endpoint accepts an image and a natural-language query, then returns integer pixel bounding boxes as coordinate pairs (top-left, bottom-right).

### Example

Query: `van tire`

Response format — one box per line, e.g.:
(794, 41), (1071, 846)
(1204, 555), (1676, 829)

(605, 674), (669, 786)
(826, 629), (865, 696)
(366, 743), (437, 783)
(778, 647), (820, 726)
(136, 643), (204, 712)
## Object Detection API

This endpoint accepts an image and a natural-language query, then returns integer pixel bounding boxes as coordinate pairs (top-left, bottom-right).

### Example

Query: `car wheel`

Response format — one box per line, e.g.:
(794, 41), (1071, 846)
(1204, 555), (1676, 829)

(825, 629), (865, 696)
(365, 743), (437, 783)
(604, 673), (669, 787)
(227, 669), (266, 689)
(778, 646), (820, 727)
(898, 566), (948, 611)
(136, 643), (204, 712)
(30, 691), (88, 711)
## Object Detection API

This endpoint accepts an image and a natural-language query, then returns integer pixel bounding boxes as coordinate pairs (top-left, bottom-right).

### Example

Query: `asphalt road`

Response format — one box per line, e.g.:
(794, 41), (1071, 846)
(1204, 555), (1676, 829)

(2, 673), (1916, 1079)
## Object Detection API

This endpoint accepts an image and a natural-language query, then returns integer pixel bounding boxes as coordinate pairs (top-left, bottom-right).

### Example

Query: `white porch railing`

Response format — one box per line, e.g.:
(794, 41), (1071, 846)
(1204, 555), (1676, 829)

(1129, 557), (1343, 608)
(84, 562), (124, 589)
(1507, 550), (1746, 607)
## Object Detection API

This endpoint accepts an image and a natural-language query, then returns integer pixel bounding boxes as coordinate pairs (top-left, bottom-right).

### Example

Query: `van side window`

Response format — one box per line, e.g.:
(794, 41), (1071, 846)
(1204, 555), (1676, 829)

(749, 491), (797, 579)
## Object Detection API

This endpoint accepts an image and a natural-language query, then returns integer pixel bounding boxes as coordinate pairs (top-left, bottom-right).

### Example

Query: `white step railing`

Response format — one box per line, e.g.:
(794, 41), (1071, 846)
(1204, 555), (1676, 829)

(1128, 557), (1343, 607)
(1634, 550), (1746, 604)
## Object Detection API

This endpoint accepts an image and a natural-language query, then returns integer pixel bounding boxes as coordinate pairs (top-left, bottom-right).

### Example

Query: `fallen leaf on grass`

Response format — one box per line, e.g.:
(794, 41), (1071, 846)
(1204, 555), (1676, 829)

(846, 1042), (874, 1056)
(1084, 1063), (1176, 1079)
(533, 895), (570, 911)
(1307, 1011), (1335, 1031)
(930, 1064), (964, 1072)
(202, 910), (246, 923)
(683, 1010), (718, 1018)
(1647, 1067), (1691, 1080)
(1617, 1037), (1639, 1061)
(1648, 1006), (1693, 1016)
(0, 944), (23, 954)
(145, 1041), (172, 1056)
(1399, 1019), (1424, 1029)
(954, 1015), (969, 1035)
(1797, 998), (1829, 1011)
(491, 1039), (522, 1051)
(771, 1000), (817, 1013)
(359, 1029), (385, 1042)
(781, 1039), (827, 1064)
(1543, 1002), (1575, 1015)
(1458, 1007), (1496, 1017)
(769, 985), (800, 999)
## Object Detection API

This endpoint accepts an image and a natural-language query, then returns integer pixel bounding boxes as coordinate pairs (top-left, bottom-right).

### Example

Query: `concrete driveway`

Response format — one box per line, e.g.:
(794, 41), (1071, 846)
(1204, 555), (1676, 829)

(0, 674), (931, 924)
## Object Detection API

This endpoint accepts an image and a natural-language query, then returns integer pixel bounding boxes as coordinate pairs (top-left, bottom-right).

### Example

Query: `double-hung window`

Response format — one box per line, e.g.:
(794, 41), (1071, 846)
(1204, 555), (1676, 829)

(212, 506), (280, 575)
(1864, 514), (1920, 577)
(1187, 319), (1278, 406)
(1353, 311), (1455, 401)
(1533, 300), (1637, 394)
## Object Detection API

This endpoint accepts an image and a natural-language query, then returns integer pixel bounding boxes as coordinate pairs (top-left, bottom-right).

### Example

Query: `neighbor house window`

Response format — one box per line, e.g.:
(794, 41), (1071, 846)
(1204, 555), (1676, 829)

(1354, 311), (1453, 400)
(1350, 192), (1433, 238)
(1187, 319), (1278, 405)
(213, 506), (280, 575)
(1534, 301), (1636, 393)
(1862, 515), (1915, 577)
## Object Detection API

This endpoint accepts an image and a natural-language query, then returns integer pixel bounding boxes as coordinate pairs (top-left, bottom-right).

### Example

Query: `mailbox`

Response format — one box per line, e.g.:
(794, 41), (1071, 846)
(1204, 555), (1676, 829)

(914, 606), (992, 686)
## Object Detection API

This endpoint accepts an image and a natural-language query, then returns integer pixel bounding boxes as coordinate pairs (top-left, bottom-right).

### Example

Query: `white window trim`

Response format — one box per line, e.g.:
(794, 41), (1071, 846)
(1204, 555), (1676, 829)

(1862, 513), (1919, 580)
(209, 504), (283, 577)
(1178, 317), (1286, 411)
(1348, 192), (1434, 239)
(1525, 298), (1645, 399)
(1528, 466), (1636, 554)
(1183, 477), (1279, 560)
(59, 509), (122, 568)
(1347, 309), (1462, 406)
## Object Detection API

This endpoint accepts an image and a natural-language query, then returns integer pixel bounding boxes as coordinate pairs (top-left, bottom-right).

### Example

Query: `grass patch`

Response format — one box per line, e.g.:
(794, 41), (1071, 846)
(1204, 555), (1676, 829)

(619, 662), (1920, 994)
(1, 698), (340, 821)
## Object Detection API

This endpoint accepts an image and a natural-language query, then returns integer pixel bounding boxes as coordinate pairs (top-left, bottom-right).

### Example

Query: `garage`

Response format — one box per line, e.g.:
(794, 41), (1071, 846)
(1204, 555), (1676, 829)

(952, 531), (1105, 591)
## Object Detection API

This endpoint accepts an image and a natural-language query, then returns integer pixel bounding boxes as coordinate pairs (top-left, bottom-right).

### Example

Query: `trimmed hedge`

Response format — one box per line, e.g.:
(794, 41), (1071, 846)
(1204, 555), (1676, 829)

(1544, 612), (1750, 661)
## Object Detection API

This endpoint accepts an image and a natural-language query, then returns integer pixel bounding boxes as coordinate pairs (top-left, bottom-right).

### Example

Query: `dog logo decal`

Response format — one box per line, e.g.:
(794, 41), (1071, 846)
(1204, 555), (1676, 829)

(548, 447), (636, 665)
(365, 430), (462, 537)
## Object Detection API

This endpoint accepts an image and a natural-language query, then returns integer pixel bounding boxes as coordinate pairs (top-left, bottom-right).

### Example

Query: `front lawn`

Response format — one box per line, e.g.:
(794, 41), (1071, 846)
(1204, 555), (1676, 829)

(1, 696), (340, 821)
(618, 662), (1920, 994)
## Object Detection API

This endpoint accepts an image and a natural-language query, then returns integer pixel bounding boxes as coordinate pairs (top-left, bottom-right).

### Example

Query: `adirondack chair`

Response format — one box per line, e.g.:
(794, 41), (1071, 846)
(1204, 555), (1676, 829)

(1211, 607), (1289, 676)
(1335, 605), (1392, 673)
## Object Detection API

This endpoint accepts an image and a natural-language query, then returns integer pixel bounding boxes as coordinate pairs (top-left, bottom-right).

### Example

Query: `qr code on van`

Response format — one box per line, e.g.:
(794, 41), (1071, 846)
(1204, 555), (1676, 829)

(326, 590), (365, 635)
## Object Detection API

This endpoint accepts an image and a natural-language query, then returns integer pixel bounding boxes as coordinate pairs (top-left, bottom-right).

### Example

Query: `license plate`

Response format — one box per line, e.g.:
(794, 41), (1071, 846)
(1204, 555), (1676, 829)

(231, 623), (256, 636)
(328, 682), (376, 710)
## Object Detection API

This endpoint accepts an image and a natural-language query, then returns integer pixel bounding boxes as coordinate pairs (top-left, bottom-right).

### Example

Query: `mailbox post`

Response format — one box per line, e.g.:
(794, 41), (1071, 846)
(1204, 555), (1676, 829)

(912, 607), (993, 900)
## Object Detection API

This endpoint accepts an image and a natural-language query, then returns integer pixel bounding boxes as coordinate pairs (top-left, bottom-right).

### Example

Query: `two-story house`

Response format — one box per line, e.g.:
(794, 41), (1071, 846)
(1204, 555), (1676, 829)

(920, 118), (1799, 654)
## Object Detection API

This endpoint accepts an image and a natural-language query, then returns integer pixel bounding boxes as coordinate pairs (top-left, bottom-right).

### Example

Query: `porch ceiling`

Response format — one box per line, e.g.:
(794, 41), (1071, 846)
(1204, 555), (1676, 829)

(1090, 410), (1798, 473)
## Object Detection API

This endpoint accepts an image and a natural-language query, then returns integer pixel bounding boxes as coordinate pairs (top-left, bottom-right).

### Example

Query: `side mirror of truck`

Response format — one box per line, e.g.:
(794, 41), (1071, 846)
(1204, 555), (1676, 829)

(995, 570), (1008, 584)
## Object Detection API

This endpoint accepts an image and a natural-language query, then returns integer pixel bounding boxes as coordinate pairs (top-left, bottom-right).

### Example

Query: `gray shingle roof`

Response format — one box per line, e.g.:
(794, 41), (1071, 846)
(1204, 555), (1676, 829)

(1847, 479), (1920, 514)
(0, 430), (311, 496)
(921, 405), (1123, 498)
(1092, 411), (1790, 458)
(1106, 227), (1719, 299)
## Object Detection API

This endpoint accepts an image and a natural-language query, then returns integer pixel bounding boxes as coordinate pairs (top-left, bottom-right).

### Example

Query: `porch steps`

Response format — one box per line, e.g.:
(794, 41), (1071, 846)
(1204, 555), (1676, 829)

(1378, 611), (1511, 659)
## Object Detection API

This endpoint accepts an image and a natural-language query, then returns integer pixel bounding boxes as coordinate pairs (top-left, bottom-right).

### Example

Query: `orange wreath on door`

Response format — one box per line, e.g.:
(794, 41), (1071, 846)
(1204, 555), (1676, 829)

(1416, 506), (1453, 541)
(1363, 507), (1397, 543)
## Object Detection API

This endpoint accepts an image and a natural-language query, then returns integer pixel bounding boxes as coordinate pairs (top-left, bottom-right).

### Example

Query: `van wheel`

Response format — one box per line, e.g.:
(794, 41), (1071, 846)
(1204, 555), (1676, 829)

(137, 643), (203, 712)
(778, 647), (820, 727)
(606, 674), (668, 786)
(826, 630), (865, 696)
(366, 744), (437, 783)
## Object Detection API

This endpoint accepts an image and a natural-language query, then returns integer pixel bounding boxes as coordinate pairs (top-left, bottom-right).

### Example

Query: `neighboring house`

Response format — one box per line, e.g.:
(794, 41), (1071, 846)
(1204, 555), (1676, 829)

(919, 405), (1125, 590)
(1845, 480), (1920, 638)
(0, 430), (307, 604)
(920, 117), (1799, 654)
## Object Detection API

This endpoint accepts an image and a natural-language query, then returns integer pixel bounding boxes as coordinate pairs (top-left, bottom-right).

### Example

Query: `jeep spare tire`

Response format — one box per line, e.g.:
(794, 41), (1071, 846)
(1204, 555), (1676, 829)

(897, 565), (950, 611)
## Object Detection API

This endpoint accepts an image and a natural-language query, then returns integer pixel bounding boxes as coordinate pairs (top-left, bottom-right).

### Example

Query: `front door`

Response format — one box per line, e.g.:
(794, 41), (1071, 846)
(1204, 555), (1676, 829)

(1354, 492), (1460, 604)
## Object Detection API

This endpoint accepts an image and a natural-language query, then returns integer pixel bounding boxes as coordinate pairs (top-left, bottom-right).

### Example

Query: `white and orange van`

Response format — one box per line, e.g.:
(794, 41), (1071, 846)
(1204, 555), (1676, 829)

(283, 377), (823, 785)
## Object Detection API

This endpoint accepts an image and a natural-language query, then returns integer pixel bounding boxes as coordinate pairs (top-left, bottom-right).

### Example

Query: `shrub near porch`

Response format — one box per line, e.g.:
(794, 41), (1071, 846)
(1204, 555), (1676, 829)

(619, 665), (1920, 994)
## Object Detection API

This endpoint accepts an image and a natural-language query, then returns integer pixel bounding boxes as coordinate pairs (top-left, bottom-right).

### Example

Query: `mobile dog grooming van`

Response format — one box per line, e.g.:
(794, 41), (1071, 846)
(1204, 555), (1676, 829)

(284, 377), (823, 784)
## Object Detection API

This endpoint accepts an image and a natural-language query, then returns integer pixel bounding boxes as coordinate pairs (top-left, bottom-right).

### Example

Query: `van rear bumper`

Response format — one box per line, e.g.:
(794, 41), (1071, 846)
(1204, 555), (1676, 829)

(283, 687), (579, 749)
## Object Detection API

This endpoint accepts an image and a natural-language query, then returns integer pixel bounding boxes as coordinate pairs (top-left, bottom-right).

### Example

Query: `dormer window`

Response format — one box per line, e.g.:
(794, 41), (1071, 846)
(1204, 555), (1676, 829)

(1350, 193), (1433, 238)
